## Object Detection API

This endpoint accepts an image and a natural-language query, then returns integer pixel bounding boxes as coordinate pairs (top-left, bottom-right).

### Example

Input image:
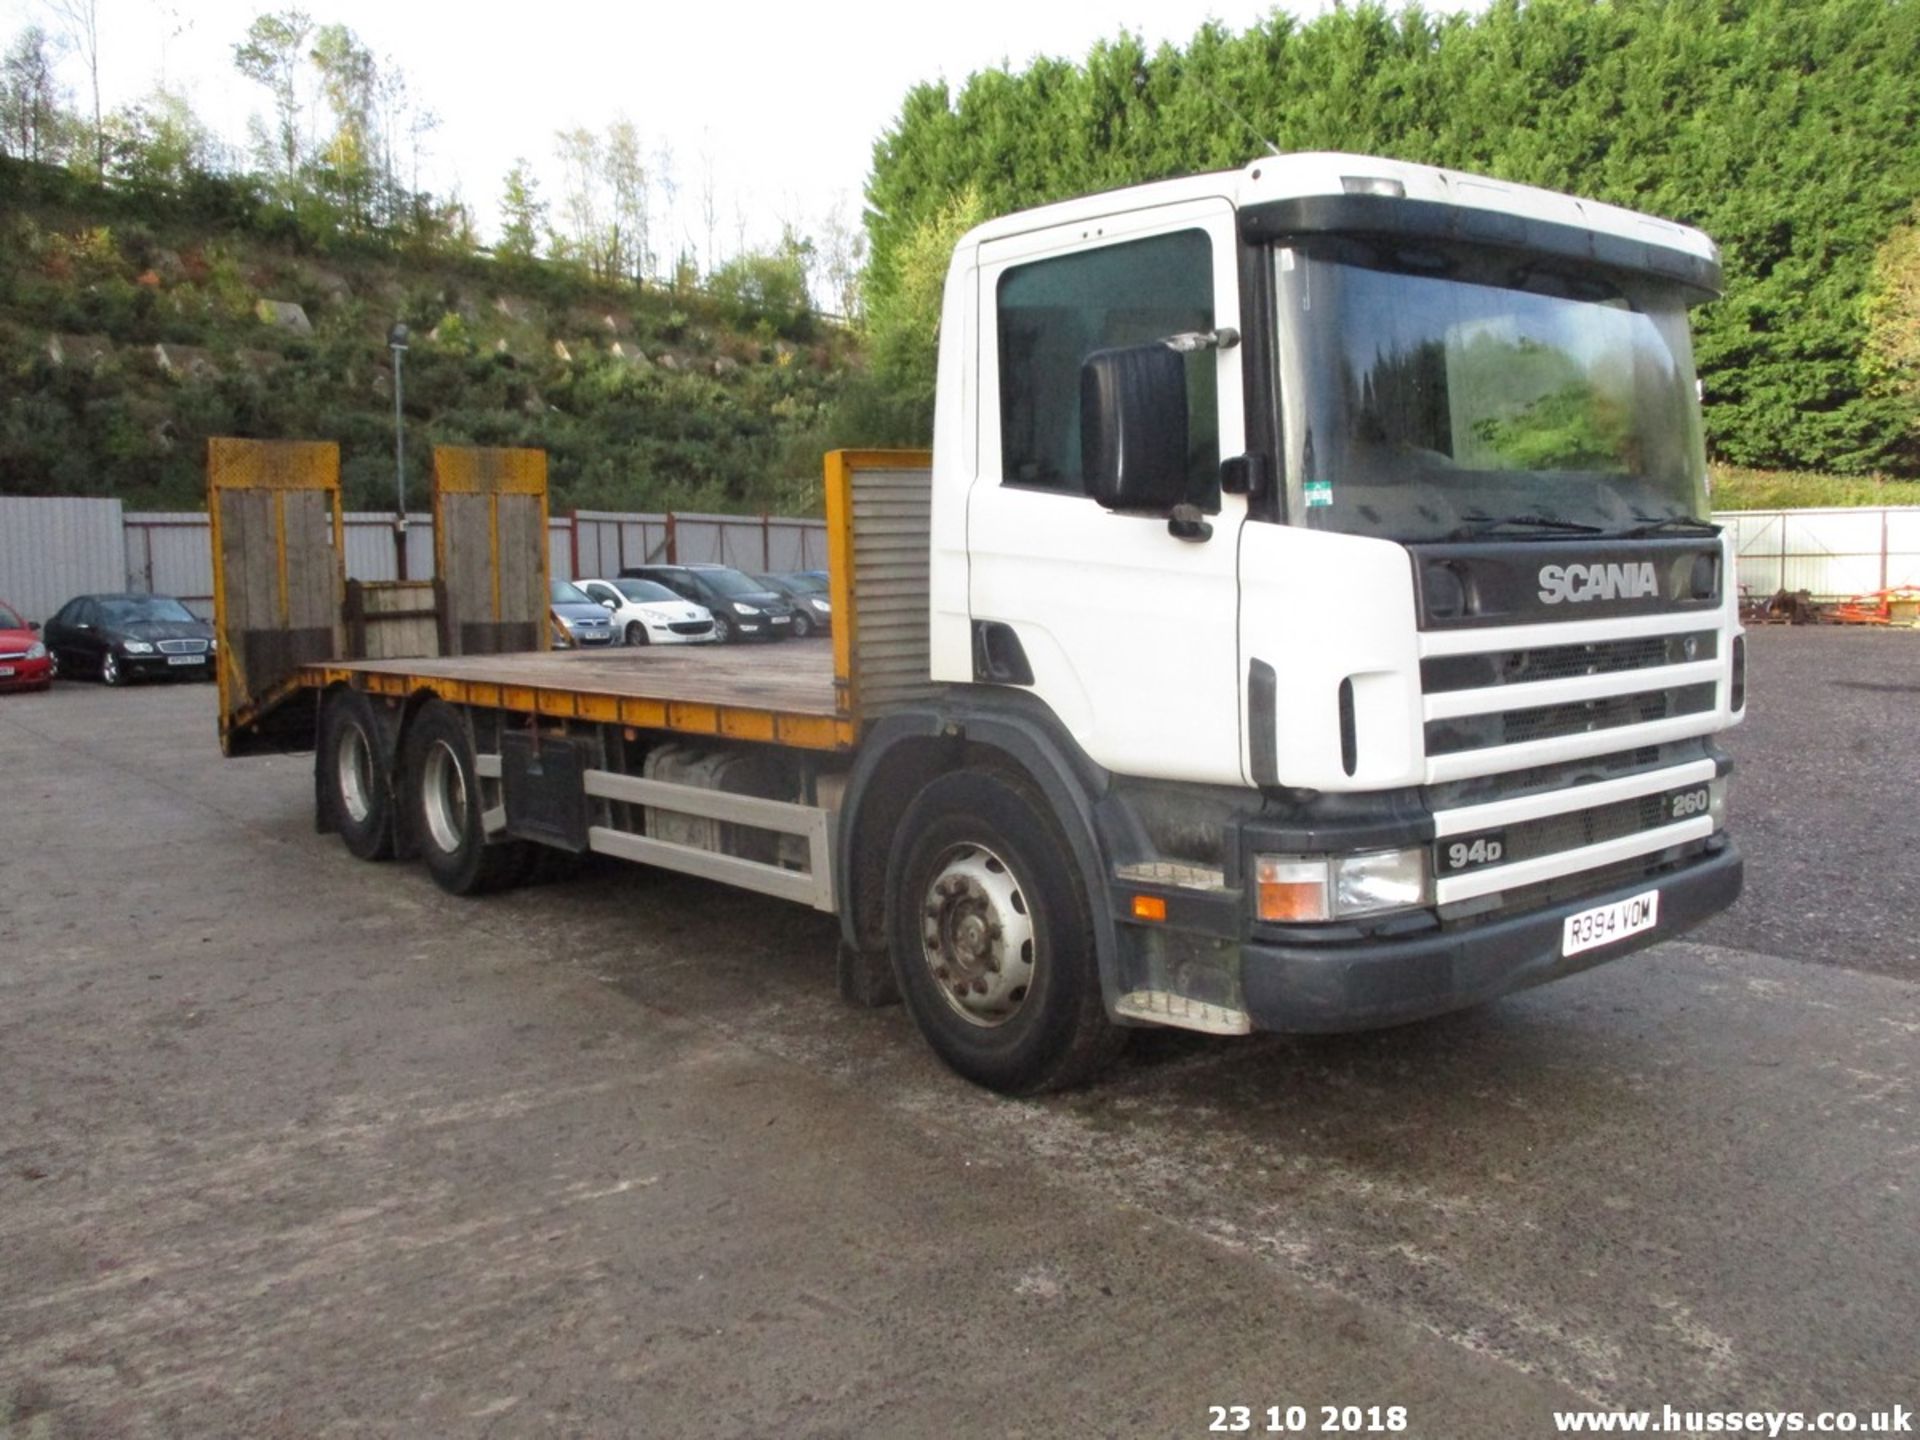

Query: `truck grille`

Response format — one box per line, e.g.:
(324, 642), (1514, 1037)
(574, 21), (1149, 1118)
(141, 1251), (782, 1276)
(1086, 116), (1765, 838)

(1422, 631), (1716, 693)
(1497, 788), (1681, 865)
(1441, 839), (1711, 925)
(1426, 683), (1717, 756)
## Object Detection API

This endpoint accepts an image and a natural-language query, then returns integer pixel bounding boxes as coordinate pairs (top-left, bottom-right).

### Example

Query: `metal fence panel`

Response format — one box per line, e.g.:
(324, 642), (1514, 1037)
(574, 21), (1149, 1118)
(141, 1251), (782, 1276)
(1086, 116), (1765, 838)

(124, 511), (216, 617)
(0, 496), (126, 623)
(341, 512), (434, 583)
(549, 520), (572, 582)
(1718, 506), (1920, 599)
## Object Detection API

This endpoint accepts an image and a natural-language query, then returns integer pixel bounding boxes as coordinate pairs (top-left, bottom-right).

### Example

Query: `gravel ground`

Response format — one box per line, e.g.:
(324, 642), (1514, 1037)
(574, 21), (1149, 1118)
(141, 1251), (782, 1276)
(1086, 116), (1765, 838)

(2, 631), (1915, 1438)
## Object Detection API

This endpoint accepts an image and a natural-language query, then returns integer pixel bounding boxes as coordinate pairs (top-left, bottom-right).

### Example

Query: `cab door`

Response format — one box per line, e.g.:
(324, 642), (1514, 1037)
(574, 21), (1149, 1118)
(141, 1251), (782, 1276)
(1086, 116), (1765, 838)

(968, 198), (1248, 784)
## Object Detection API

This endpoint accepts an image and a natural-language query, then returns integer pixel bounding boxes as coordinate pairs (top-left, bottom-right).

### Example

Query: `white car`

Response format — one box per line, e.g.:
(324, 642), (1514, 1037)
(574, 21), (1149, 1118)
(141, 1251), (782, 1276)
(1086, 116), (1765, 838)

(576, 577), (720, 646)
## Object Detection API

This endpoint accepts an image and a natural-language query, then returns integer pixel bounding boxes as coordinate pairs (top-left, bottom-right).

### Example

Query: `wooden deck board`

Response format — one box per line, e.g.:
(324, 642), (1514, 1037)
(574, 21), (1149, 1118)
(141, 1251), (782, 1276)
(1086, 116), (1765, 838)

(304, 643), (850, 745)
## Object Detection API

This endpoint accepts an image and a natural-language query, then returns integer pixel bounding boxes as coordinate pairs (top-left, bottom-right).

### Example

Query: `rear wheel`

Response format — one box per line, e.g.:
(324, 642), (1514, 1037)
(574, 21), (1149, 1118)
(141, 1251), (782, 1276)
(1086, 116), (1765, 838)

(319, 689), (395, 861)
(403, 700), (528, 895)
(625, 621), (649, 646)
(887, 770), (1126, 1094)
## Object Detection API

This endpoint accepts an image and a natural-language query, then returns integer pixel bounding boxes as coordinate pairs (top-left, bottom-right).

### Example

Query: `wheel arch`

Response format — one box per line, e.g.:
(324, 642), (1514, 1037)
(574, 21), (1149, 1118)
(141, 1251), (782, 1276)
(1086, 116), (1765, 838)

(837, 694), (1121, 1008)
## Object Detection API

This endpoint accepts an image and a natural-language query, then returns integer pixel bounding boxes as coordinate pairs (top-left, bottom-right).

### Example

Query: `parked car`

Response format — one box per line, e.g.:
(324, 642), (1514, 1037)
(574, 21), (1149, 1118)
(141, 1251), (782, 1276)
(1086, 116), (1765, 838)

(0, 601), (54, 691)
(549, 580), (616, 648)
(574, 577), (718, 645)
(42, 593), (214, 685)
(617, 564), (796, 643)
(752, 573), (831, 638)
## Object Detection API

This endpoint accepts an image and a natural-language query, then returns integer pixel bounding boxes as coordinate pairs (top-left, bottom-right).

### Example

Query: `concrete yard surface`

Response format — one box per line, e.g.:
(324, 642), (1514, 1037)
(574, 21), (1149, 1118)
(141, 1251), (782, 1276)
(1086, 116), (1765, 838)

(2, 628), (1917, 1437)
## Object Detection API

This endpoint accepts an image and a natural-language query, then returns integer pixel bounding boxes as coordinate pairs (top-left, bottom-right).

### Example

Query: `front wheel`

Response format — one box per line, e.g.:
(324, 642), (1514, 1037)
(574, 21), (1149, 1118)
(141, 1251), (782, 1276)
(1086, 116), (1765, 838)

(791, 612), (813, 640)
(887, 770), (1126, 1094)
(712, 615), (732, 644)
(625, 621), (649, 646)
(101, 651), (123, 686)
(403, 700), (529, 895)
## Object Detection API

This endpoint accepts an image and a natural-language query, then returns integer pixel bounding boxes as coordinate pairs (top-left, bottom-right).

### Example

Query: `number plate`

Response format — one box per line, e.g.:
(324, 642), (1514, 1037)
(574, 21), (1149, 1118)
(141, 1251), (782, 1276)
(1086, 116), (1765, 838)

(1563, 888), (1660, 956)
(166, 654), (203, 665)
(771, 615), (790, 624)
(0, 665), (13, 677)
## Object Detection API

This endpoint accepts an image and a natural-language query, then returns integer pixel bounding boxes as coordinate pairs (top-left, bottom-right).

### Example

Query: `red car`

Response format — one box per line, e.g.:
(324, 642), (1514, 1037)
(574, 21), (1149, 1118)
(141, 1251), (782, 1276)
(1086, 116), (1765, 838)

(0, 601), (54, 691)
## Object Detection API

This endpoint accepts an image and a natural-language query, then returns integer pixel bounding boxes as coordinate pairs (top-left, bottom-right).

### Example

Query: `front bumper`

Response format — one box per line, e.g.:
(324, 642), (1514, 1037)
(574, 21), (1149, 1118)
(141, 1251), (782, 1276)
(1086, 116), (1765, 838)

(1238, 841), (1742, 1033)
(0, 657), (54, 688)
(125, 652), (212, 678)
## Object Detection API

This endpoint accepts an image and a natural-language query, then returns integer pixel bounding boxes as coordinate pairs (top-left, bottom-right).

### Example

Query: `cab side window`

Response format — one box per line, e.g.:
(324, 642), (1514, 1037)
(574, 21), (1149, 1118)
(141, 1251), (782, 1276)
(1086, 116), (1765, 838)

(996, 228), (1218, 505)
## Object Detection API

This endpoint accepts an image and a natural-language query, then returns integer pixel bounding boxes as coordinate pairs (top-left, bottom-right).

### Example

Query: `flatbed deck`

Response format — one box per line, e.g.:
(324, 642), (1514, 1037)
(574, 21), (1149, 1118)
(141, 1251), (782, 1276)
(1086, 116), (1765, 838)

(305, 643), (856, 751)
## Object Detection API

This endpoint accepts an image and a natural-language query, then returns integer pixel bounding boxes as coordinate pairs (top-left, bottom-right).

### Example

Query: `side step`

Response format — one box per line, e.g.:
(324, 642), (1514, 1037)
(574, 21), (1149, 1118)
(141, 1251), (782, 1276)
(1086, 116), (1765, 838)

(1114, 989), (1252, 1036)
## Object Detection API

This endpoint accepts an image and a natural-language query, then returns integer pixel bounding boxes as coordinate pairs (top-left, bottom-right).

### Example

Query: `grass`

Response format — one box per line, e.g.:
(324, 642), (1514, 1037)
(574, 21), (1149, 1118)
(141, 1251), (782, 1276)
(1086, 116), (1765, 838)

(1709, 464), (1920, 510)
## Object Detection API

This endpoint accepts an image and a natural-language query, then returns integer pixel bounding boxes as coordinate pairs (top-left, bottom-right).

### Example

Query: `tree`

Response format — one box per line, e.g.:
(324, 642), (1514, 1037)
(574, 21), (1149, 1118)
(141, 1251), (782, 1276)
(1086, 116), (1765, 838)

(233, 9), (313, 197)
(1864, 201), (1920, 465)
(105, 85), (215, 189)
(0, 25), (65, 163)
(552, 124), (604, 274)
(496, 157), (546, 259)
(604, 117), (648, 281)
(43, 0), (100, 176)
(309, 22), (378, 227)
(818, 196), (866, 320)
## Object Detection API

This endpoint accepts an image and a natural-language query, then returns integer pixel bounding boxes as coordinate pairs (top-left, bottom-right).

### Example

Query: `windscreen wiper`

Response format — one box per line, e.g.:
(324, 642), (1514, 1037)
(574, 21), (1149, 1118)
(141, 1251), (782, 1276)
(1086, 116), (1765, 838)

(1618, 514), (1722, 538)
(1446, 514), (1605, 541)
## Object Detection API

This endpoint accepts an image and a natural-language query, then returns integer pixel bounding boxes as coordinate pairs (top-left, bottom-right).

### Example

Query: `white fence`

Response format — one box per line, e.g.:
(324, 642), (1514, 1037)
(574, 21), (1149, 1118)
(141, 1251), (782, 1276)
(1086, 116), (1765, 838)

(1720, 507), (1920, 601)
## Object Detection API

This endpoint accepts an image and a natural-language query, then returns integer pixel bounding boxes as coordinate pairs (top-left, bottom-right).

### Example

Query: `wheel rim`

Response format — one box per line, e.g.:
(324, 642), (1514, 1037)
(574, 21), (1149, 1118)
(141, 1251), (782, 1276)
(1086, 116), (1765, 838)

(794, 615), (811, 637)
(714, 617), (730, 643)
(421, 739), (469, 854)
(103, 653), (119, 684)
(337, 721), (375, 825)
(919, 842), (1037, 1028)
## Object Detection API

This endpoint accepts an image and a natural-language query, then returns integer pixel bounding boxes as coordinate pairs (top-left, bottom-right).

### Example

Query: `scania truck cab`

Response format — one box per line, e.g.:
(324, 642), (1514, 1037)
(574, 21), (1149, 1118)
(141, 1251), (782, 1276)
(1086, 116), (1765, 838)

(899, 151), (1742, 1078)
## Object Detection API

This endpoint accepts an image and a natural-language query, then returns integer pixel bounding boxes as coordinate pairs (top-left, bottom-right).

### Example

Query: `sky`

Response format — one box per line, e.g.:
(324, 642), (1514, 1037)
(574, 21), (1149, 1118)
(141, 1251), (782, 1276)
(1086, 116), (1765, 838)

(3, 0), (1477, 264)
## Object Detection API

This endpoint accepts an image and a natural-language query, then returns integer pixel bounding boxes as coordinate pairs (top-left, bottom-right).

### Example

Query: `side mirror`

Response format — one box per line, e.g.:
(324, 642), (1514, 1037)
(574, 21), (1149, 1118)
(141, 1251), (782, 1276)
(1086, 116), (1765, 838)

(1081, 344), (1189, 513)
(27, 620), (38, 632)
(600, 598), (617, 609)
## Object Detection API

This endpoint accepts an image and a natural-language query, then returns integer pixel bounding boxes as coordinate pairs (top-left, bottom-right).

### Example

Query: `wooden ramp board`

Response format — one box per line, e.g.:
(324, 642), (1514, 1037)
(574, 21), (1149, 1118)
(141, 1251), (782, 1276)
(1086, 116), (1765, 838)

(306, 643), (855, 751)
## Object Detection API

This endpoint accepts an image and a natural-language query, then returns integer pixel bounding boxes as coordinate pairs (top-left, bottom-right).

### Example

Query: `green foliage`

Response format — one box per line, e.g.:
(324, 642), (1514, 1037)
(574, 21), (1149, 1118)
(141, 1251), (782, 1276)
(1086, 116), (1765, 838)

(1708, 464), (1920, 510)
(1863, 202), (1920, 463)
(706, 232), (816, 341)
(864, 0), (1920, 473)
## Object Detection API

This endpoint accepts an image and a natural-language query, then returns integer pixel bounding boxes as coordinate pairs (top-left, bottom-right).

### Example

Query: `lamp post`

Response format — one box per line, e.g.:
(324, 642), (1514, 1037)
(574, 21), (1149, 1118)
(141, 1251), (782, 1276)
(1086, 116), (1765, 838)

(388, 321), (410, 580)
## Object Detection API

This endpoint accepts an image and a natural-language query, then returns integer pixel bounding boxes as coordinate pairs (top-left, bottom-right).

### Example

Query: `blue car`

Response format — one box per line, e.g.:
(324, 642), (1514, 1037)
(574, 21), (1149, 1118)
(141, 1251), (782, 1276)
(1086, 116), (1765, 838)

(549, 580), (615, 648)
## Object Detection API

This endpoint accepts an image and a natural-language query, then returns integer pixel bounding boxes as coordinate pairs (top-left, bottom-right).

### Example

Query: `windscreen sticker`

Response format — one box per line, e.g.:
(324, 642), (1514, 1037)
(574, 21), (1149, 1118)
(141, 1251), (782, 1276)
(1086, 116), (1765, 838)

(1304, 479), (1333, 508)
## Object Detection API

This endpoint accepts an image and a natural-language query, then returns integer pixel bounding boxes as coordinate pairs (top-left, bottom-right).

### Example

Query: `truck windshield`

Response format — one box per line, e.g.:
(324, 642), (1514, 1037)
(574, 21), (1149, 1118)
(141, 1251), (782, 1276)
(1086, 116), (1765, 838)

(1271, 238), (1709, 543)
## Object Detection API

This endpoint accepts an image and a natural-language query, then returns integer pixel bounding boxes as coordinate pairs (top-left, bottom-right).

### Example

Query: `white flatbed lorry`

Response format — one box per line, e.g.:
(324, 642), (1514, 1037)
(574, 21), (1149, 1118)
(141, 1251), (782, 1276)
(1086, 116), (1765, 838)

(215, 153), (1745, 1093)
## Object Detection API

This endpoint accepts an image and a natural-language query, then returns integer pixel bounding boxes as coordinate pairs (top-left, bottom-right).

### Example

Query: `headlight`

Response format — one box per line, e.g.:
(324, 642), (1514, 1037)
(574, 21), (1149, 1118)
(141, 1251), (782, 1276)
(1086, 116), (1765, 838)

(1708, 778), (1729, 829)
(815, 599), (833, 614)
(1254, 847), (1430, 923)
(122, 640), (155, 654)
(26, 641), (46, 659)
(733, 603), (761, 616)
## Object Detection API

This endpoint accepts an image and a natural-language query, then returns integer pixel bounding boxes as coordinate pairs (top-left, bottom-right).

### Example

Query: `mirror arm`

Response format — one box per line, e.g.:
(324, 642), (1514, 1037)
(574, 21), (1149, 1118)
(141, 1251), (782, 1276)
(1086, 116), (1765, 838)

(1167, 504), (1213, 543)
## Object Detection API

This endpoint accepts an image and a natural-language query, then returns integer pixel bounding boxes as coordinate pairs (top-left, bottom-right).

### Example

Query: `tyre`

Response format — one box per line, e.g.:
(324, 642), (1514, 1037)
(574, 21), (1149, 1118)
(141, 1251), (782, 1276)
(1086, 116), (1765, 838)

(791, 612), (813, 640)
(712, 615), (732, 644)
(319, 689), (395, 861)
(887, 770), (1126, 1094)
(402, 700), (529, 895)
(101, 651), (123, 686)
(625, 621), (649, 646)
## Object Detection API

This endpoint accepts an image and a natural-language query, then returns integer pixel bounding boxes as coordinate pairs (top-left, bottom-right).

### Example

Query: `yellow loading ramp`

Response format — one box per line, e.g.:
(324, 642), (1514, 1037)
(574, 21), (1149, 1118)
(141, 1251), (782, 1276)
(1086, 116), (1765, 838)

(209, 438), (344, 756)
(433, 445), (550, 655)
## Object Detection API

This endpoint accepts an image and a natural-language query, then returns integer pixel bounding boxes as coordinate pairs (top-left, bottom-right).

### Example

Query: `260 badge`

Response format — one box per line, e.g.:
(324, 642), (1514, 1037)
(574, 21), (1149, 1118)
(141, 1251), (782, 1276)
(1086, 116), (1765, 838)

(1207, 1404), (1409, 1433)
